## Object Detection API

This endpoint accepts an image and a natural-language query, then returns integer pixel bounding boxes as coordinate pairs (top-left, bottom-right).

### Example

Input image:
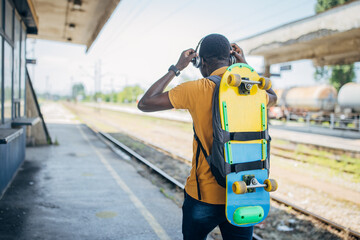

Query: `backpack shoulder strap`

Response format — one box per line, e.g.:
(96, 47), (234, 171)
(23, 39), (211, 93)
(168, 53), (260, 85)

(206, 75), (221, 86)
(193, 126), (207, 200)
(193, 126), (208, 158)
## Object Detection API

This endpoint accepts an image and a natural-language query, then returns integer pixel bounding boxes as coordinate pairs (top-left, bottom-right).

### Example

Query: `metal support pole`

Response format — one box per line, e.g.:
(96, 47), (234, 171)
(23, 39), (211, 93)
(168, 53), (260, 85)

(286, 111), (290, 122)
(330, 113), (335, 130)
(306, 113), (311, 128)
(264, 59), (271, 78)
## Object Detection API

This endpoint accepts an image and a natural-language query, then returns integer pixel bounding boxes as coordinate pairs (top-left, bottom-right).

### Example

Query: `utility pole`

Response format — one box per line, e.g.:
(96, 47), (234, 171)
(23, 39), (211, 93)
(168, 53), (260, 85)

(94, 59), (104, 101)
(98, 59), (102, 95)
(94, 60), (98, 101)
(45, 75), (50, 100)
(70, 76), (74, 100)
(79, 59), (108, 105)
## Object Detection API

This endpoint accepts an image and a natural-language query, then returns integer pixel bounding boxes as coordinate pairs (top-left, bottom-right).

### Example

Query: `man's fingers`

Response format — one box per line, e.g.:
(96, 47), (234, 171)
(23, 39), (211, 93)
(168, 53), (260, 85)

(189, 52), (197, 58)
(231, 43), (239, 49)
(184, 49), (195, 55)
(231, 43), (243, 55)
(183, 50), (197, 61)
(233, 51), (247, 64)
(233, 51), (241, 59)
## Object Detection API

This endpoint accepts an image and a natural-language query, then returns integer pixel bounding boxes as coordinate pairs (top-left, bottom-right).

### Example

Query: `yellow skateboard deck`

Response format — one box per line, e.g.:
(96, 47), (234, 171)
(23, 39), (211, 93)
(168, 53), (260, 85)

(219, 63), (276, 227)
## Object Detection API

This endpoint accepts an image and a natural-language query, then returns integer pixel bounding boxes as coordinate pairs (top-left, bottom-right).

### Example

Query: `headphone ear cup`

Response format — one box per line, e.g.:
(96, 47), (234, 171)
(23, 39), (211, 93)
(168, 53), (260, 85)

(192, 56), (201, 68)
(230, 55), (236, 65)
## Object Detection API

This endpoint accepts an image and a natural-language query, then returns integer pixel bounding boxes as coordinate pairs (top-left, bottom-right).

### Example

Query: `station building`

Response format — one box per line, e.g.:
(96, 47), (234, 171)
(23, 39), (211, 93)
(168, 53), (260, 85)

(0, 0), (120, 198)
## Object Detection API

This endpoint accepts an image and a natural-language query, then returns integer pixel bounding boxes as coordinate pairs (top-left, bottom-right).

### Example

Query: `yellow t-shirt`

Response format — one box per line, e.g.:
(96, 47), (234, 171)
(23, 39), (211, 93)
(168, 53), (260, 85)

(169, 66), (228, 204)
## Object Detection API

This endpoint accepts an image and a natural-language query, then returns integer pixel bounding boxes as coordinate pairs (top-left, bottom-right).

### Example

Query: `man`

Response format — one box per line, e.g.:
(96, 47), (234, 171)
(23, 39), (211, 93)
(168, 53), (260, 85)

(138, 34), (277, 240)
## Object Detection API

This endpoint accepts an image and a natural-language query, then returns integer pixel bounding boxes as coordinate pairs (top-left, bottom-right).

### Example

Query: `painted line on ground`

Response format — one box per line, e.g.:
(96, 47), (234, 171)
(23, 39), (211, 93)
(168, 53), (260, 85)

(77, 125), (171, 240)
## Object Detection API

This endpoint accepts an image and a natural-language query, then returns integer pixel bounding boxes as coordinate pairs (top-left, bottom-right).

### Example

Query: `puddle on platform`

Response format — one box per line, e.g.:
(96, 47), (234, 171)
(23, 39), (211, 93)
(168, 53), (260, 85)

(81, 172), (94, 177)
(68, 152), (89, 157)
(96, 211), (118, 219)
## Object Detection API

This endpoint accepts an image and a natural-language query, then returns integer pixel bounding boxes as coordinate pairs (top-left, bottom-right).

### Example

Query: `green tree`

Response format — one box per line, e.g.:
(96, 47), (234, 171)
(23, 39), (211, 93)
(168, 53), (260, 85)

(329, 64), (355, 90)
(72, 83), (85, 99)
(314, 0), (355, 90)
(314, 66), (330, 83)
(315, 0), (351, 13)
(115, 85), (144, 103)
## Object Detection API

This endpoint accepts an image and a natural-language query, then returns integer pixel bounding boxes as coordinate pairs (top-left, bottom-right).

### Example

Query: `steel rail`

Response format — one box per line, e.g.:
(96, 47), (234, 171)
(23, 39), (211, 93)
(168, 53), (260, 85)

(270, 195), (360, 239)
(99, 132), (185, 190)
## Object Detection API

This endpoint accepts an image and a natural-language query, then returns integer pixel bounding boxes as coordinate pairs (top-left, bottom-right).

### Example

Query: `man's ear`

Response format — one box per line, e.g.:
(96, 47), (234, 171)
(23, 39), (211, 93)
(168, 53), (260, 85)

(201, 58), (208, 70)
(200, 57), (208, 77)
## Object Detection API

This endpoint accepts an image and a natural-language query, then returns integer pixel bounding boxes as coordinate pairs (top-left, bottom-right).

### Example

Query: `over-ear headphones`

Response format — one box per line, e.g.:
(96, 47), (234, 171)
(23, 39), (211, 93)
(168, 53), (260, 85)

(230, 53), (236, 66)
(191, 38), (203, 68)
(191, 37), (237, 68)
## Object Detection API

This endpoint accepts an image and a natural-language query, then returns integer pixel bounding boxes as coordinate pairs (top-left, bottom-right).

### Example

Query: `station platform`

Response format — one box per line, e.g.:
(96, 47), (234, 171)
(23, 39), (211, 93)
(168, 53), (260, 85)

(0, 105), (182, 239)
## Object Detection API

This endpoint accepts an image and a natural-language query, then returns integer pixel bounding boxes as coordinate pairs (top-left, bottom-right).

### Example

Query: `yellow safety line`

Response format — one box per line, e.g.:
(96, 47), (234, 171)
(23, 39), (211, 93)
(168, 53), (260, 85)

(77, 125), (171, 240)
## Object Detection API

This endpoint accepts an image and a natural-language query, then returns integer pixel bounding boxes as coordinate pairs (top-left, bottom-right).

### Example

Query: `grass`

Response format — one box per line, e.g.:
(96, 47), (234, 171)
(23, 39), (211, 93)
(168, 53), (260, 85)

(322, 122), (330, 126)
(160, 187), (176, 201)
(54, 137), (59, 146)
(272, 139), (360, 182)
(272, 139), (289, 145)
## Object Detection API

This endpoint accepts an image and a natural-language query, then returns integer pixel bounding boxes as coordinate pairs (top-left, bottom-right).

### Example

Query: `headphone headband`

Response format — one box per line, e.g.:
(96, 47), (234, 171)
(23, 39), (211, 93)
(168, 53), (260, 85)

(191, 36), (236, 68)
(191, 38), (204, 68)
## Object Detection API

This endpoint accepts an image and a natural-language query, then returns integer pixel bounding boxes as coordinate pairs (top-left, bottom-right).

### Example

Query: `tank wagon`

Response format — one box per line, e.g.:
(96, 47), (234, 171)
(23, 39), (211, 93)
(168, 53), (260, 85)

(270, 85), (337, 119)
(338, 83), (360, 113)
(269, 83), (360, 131)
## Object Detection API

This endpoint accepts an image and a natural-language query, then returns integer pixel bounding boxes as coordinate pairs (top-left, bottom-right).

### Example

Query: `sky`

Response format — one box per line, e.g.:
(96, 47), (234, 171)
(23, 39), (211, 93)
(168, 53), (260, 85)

(28, 0), (359, 96)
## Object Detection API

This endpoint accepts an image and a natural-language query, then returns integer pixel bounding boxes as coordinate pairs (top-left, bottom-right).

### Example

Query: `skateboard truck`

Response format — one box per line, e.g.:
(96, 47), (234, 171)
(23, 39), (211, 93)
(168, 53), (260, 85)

(247, 177), (267, 190)
(232, 176), (278, 194)
(227, 73), (272, 94)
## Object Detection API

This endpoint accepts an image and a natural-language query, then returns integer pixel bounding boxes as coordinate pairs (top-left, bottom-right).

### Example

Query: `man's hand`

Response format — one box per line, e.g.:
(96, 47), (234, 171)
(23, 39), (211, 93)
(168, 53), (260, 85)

(175, 49), (198, 71)
(230, 43), (247, 64)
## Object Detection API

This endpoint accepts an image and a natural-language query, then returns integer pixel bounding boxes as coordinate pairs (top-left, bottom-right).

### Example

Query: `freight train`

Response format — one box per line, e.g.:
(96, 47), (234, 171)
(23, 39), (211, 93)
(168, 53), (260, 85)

(269, 82), (360, 131)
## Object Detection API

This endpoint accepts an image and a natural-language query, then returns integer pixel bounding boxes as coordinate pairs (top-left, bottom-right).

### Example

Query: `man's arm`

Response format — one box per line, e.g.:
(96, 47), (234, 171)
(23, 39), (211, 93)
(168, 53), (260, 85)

(138, 49), (197, 112)
(266, 88), (277, 108)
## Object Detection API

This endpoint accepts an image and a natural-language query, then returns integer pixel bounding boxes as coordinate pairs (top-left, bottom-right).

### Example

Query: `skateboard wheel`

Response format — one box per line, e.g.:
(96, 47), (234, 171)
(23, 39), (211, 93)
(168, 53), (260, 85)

(232, 181), (247, 194)
(264, 179), (278, 192)
(227, 73), (242, 87)
(258, 77), (272, 90)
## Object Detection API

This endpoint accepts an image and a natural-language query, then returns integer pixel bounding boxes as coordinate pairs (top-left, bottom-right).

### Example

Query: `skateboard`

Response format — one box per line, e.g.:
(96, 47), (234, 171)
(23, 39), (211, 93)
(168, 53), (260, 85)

(219, 63), (277, 227)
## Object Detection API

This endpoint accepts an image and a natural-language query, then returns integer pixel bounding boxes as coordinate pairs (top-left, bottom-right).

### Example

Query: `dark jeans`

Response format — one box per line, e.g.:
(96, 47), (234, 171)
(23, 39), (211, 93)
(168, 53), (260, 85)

(182, 191), (253, 240)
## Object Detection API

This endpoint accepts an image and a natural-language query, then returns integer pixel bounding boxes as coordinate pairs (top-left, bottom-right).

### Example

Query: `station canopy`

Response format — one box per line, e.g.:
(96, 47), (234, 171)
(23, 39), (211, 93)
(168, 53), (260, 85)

(20, 0), (121, 51)
(236, 0), (360, 66)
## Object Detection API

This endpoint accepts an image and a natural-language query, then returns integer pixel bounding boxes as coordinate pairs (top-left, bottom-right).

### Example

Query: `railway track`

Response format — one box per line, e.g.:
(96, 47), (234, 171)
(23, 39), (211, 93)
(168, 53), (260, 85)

(98, 131), (360, 240)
